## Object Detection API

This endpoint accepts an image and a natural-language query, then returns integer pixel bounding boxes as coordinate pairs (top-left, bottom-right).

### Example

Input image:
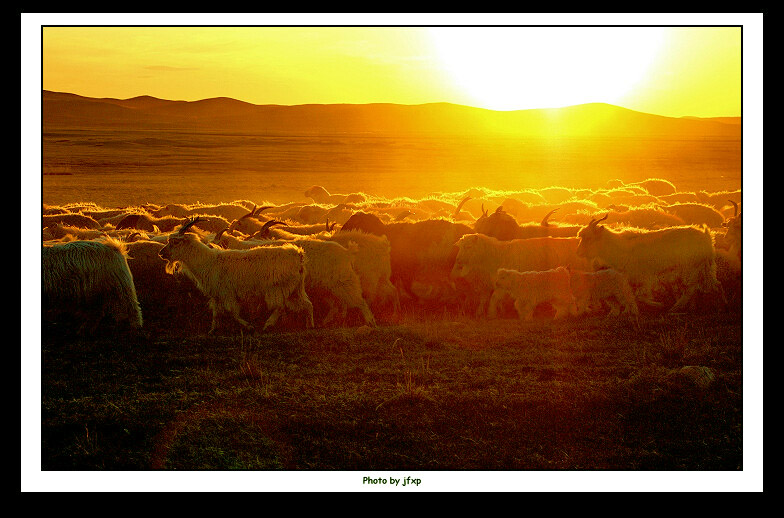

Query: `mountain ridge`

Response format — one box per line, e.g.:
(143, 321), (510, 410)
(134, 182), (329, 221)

(42, 90), (741, 138)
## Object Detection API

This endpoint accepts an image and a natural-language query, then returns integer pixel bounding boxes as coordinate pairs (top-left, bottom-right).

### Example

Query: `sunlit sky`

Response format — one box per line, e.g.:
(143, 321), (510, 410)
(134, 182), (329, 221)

(39, 19), (742, 118)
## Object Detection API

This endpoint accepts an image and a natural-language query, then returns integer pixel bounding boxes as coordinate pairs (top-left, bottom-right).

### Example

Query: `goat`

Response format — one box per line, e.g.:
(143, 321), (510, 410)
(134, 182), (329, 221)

(305, 185), (366, 205)
(661, 202), (726, 228)
(225, 205), (276, 235)
(628, 178), (677, 197)
(153, 202), (254, 222)
(115, 213), (185, 233)
(451, 233), (591, 316)
(323, 229), (400, 319)
(340, 212), (473, 305)
(125, 239), (211, 329)
(42, 213), (101, 230)
(488, 267), (577, 321)
(212, 229), (375, 327)
(158, 218), (314, 333)
(568, 268), (639, 318)
(576, 214), (726, 312)
(474, 206), (580, 240)
(42, 237), (143, 334)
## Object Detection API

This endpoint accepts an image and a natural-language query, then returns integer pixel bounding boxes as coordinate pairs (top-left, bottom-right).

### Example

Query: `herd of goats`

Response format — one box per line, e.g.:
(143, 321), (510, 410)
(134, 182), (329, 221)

(41, 178), (743, 336)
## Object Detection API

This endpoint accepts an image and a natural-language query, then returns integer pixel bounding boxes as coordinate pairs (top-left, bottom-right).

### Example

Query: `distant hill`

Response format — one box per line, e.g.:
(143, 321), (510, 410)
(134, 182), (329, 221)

(681, 115), (742, 125)
(42, 90), (742, 139)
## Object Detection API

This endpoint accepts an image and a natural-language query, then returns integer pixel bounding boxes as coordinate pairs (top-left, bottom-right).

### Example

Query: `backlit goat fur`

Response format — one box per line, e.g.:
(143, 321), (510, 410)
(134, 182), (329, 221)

(212, 228), (375, 327)
(305, 185), (367, 205)
(340, 212), (473, 304)
(568, 268), (639, 318)
(473, 206), (580, 240)
(576, 214), (726, 311)
(42, 237), (143, 333)
(488, 267), (578, 321)
(451, 233), (591, 316)
(159, 218), (314, 333)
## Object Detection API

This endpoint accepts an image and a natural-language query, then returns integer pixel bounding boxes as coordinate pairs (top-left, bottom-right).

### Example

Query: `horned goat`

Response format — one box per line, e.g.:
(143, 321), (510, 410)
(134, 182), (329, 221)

(212, 229), (375, 327)
(576, 214), (726, 312)
(158, 218), (314, 333)
(225, 205), (276, 235)
(474, 206), (580, 241)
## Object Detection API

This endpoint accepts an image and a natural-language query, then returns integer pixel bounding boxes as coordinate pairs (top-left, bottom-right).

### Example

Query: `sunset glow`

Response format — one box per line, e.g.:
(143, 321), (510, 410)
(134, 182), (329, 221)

(427, 27), (667, 111)
(40, 24), (741, 118)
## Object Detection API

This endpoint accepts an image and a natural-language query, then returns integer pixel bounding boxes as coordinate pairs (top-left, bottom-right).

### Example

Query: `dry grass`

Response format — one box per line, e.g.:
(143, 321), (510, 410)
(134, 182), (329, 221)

(40, 309), (742, 472)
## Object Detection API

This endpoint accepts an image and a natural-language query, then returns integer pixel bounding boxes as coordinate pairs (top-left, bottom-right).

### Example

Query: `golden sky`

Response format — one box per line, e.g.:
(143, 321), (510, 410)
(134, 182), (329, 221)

(40, 24), (741, 118)
(39, 20), (745, 119)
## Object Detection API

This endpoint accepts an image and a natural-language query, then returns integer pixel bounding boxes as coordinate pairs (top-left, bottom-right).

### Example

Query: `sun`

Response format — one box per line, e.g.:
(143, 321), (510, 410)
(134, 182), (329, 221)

(427, 27), (667, 111)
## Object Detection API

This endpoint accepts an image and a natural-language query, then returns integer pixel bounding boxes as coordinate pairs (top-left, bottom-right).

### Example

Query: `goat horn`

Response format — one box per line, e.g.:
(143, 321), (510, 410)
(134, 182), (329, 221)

(729, 200), (738, 218)
(261, 219), (286, 232)
(177, 216), (203, 235)
(540, 208), (559, 227)
(214, 227), (228, 241)
(588, 213), (609, 229)
(453, 196), (471, 218)
(240, 205), (257, 220)
(254, 205), (274, 216)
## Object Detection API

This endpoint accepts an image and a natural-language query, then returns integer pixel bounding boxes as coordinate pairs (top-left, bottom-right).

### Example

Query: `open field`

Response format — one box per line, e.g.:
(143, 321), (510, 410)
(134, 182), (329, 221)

(33, 114), (752, 487)
(41, 310), (742, 473)
(41, 129), (741, 208)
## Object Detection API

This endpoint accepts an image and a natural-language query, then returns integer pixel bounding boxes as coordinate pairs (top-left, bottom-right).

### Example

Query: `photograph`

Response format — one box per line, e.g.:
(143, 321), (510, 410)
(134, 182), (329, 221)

(23, 13), (763, 492)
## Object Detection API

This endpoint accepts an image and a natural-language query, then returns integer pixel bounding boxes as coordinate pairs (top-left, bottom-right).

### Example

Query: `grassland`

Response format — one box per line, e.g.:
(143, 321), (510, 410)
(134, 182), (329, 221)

(39, 305), (743, 480)
(33, 107), (750, 489)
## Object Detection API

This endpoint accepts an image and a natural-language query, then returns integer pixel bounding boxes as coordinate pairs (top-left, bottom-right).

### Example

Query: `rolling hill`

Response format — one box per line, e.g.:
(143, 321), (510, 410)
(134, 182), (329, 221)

(42, 90), (741, 139)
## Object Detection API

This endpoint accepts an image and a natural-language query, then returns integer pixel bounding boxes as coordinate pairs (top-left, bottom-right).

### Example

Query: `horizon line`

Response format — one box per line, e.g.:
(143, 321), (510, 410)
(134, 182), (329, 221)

(42, 89), (742, 120)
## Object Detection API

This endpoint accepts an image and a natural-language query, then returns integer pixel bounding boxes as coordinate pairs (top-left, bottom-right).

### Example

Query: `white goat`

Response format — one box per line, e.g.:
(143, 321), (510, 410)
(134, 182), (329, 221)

(154, 202), (253, 222)
(159, 218), (314, 333)
(212, 229), (375, 327)
(576, 214), (726, 311)
(488, 267), (577, 321)
(322, 229), (400, 318)
(42, 237), (143, 334)
(305, 185), (366, 205)
(42, 213), (102, 230)
(568, 268), (639, 317)
(451, 233), (591, 316)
